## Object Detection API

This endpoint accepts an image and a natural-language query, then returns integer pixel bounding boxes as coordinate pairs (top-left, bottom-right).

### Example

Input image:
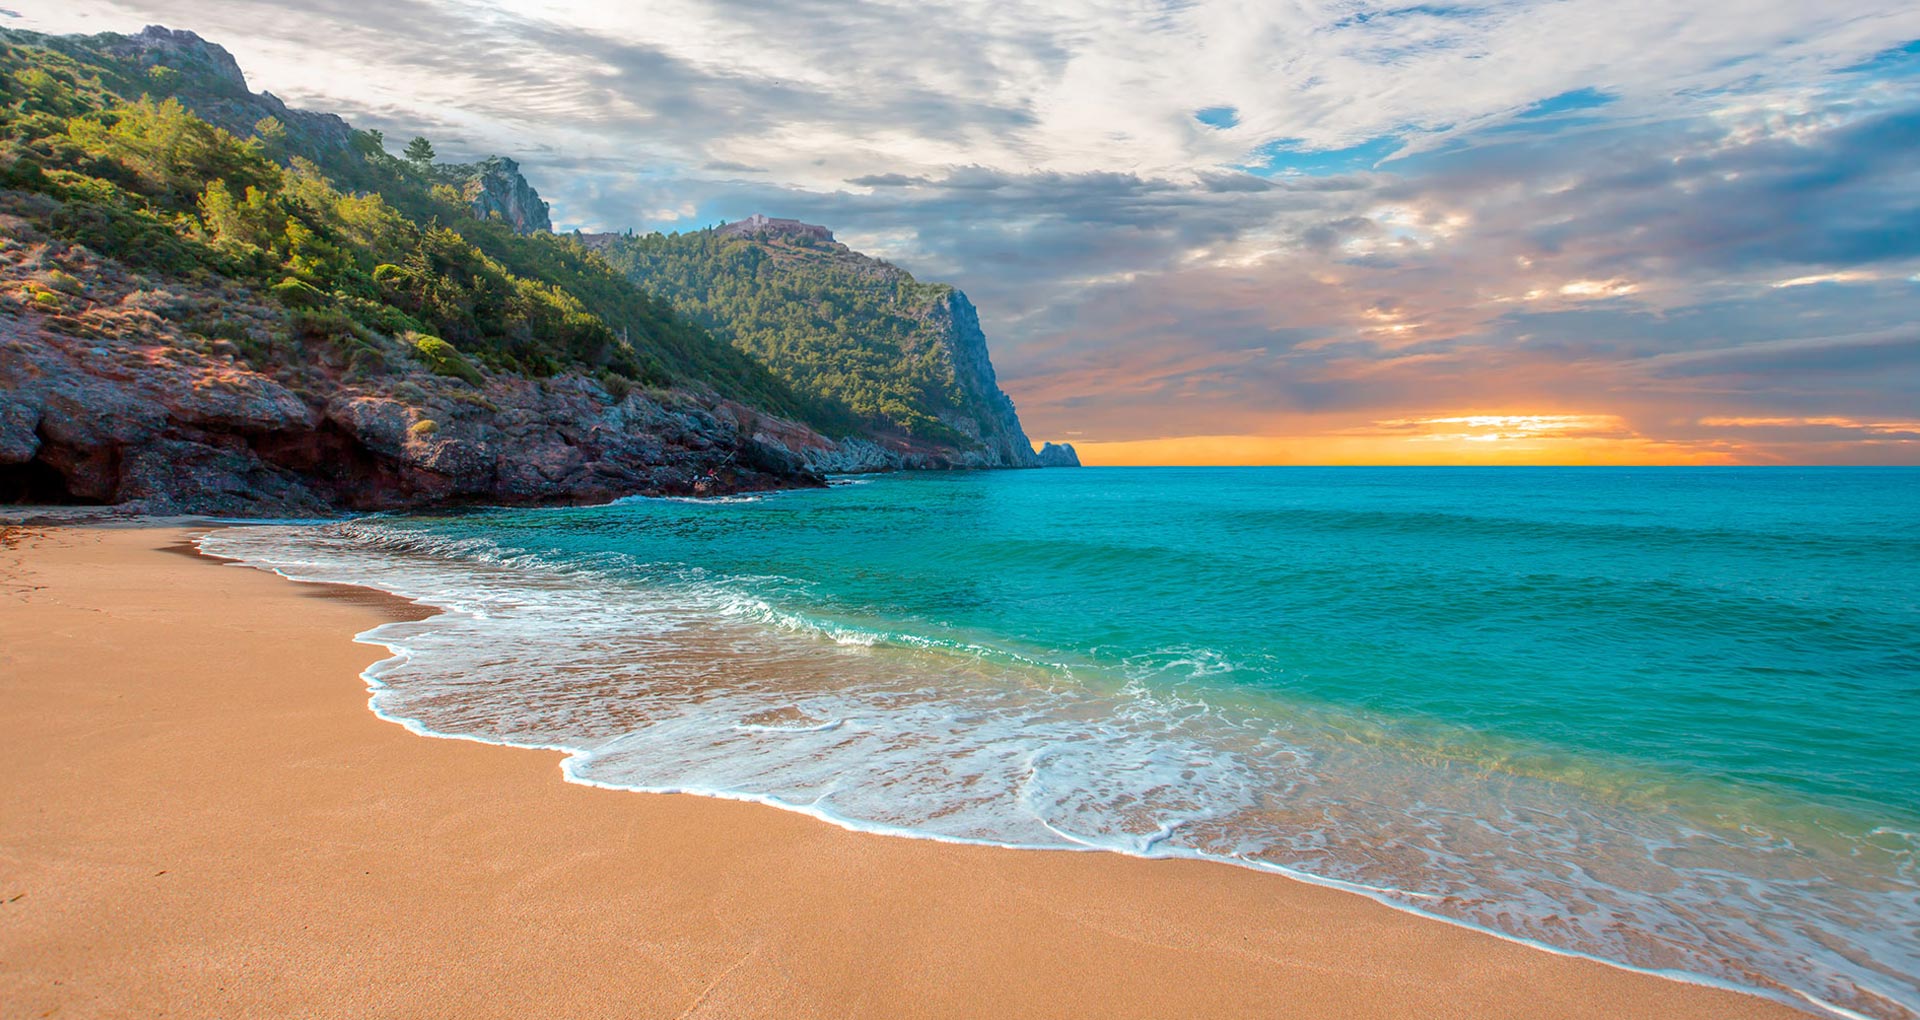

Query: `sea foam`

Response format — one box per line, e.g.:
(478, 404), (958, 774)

(201, 491), (1920, 1020)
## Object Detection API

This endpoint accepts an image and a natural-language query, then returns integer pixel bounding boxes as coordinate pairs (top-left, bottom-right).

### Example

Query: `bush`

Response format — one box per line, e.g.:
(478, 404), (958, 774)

(409, 419), (437, 437)
(144, 66), (181, 93)
(191, 316), (253, 344)
(288, 307), (362, 341)
(271, 276), (325, 308)
(598, 369), (633, 401)
(409, 333), (483, 386)
(42, 268), (83, 294)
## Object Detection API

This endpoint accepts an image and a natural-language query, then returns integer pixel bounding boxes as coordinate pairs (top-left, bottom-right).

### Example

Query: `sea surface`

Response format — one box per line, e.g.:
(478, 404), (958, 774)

(203, 467), (1920, 1018)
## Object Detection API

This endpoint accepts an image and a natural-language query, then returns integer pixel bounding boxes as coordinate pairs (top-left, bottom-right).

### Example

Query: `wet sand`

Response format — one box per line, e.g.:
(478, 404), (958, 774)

(0, 525), (1809, 1018)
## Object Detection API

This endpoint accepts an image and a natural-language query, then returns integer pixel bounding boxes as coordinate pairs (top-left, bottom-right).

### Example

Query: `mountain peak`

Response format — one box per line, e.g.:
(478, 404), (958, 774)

(117, 25), (248, 93)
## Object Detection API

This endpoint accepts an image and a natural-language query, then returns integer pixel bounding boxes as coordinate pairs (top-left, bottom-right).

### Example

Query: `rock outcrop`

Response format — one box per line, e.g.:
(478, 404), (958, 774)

(922, 290), (1041, 468)
(0, 235), (820, 516)
(0, 318), (820, 515)
(104, 26), (355, 161)
(0, 323), (820, 514)
(461, 157), (552, 235)
(589, 223), (1049, 472)
(1035, 441), (1081, 467)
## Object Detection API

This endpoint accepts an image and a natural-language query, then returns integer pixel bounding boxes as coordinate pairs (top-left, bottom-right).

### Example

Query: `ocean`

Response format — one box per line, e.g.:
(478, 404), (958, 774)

(202, 467), (1920, 1018)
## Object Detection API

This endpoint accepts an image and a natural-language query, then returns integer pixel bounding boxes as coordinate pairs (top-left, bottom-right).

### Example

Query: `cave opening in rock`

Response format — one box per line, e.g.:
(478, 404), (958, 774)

(0, 458), (99, 505)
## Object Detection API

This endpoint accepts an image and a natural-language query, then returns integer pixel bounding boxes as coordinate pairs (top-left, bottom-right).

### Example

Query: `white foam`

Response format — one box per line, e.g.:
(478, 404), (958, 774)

(198, 522), (1920, 1020)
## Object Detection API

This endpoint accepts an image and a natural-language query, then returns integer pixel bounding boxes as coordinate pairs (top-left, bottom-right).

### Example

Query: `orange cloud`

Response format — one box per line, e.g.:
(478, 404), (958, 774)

(1696, 416), (1920, 436)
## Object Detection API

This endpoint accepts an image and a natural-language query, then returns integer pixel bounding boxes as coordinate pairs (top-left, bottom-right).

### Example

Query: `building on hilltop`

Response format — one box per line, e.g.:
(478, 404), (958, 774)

(718, 214), (835, 243)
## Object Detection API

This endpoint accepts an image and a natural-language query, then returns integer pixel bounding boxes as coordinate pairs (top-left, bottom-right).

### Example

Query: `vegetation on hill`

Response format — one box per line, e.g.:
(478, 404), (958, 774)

(593, 229), (973, 440)
(0, 29), (813, 419)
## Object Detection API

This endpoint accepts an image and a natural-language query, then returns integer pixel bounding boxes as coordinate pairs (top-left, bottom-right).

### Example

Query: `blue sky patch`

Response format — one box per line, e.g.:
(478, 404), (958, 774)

(1194, 106), (1240, 129)
(1518, 87), (1617, 119)
(1331, 5), (1478, 30)
(1240, 134), (1405, 176)
(1841, 38), (1920, 77)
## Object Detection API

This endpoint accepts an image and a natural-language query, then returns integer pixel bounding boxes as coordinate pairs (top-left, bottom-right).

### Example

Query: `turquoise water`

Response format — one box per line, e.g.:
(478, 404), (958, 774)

(206, 467), (1920, 1017)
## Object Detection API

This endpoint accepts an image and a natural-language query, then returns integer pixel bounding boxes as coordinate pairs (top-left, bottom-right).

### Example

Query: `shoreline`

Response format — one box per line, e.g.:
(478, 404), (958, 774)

(200, 528), (1860, 1017)
(1, 523), (1815, 1018)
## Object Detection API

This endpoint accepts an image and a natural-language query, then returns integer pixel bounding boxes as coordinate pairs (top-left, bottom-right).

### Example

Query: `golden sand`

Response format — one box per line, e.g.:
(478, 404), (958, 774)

(0, 525), (1805, 1018)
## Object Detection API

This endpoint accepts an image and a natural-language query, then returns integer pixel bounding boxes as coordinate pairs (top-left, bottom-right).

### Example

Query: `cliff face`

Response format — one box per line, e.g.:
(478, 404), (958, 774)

(461, 156), (552, 235)
(0, 219), (816, 516)
(79, 26), (550, 236)
(0, 308), (816, 516)
(104, 26), (355, 161)
(920, 291), (1039, 468)
(589, 222), (1053, 472)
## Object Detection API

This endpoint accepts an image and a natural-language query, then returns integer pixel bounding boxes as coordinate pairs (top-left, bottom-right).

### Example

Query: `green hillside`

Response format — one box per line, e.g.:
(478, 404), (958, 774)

(593, 228), (972, 440)
(0, 27), (812, 419)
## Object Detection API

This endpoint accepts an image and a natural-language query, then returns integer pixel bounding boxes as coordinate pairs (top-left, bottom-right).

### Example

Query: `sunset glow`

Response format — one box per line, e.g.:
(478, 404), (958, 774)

(1076, 418), (1742, 467)
(19, 1), (1914, 467)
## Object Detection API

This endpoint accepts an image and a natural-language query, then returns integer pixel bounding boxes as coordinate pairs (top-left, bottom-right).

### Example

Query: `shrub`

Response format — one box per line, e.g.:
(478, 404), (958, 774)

(190, 316), (253, 344)
(289, 307), (362, 342)
(42, 268), (83, 294)
(409, 419), (437, 437)
(271, 276), (325, 308)
(409, 333), (483, 386)
(598, 369), (633, 402)
(144, 66), (181, 93)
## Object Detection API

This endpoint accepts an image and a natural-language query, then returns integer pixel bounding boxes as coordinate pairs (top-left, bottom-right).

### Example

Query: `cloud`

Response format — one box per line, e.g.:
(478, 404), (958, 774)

(844, 172), (927, 188)
(13, 0), (1920, 463)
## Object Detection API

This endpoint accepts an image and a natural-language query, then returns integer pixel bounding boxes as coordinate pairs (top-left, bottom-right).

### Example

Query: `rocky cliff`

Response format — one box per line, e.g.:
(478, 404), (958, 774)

(0, 249), (818, 514)
(920, 290), (1040, 467)
(0, 25), (1076, 517)
(101, 26), (355, 161)
(588, 222), (1050, 471)
(459, 156), (552, 235)
(1036, 441), (1081, 467)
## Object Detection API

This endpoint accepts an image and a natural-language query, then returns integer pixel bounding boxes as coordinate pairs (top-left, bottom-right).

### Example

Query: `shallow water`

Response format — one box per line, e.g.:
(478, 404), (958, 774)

(205, 467), (1920, 1017)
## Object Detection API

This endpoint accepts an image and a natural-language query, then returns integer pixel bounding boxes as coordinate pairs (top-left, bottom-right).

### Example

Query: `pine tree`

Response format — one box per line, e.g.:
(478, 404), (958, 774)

(403, 136), (435, 165)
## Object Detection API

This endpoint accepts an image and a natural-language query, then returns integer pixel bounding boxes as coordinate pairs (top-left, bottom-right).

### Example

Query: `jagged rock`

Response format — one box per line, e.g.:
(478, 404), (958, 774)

(1035, 441), (1081, 467)
(0, 396), (40, 463)
(921, 291), (1041, 468)
(106, 25), (355, 160)
(463, 157), (552, 235)
(0, 307), (826, 515)
(116, 26), (248, 92)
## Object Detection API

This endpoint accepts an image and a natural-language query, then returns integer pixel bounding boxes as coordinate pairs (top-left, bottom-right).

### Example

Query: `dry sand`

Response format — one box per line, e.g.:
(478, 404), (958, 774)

(0, 525), (1808, 1019)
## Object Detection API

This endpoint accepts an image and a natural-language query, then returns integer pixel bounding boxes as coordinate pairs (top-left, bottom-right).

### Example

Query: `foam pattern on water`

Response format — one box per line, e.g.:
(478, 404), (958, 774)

(204, 494), (1920, 1019)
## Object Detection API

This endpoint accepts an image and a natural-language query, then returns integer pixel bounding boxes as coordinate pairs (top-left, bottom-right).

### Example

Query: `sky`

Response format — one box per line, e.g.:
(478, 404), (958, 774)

(11, 0), (1920, 465)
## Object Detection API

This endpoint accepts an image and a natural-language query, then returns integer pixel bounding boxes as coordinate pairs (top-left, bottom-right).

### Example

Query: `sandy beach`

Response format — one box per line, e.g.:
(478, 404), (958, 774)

(0, 524), (1808, 1019)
